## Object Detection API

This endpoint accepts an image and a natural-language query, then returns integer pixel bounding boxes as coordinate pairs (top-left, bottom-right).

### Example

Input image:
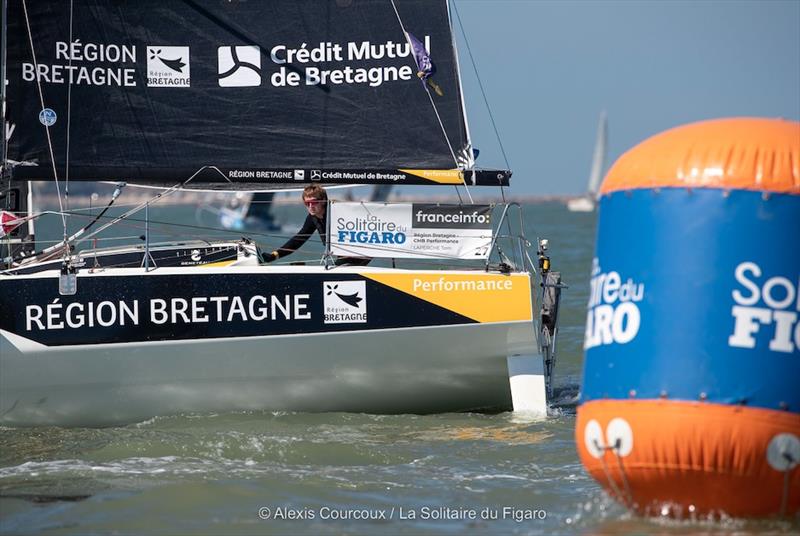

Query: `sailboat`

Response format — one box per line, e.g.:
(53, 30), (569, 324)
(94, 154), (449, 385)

(0, 0), (564, 426)
(200, 191), (285, 233)
(567, 111), (607, 212)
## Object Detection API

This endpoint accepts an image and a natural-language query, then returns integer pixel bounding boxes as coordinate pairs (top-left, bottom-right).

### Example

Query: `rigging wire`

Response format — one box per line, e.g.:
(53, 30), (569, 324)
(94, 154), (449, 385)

(388, 0), (475, 204)
(17, 204), (504, 264)
(77, 165), (223, 244)
(445, 1), (475, 205)
(6, 205), (521, 273)
(451, 0), (509, 202)
(21, 0), (68, 241)
(453, 184), (465, 203)
(64, 0), (74, 212)
(10, 234), (143, 248)
(10, 166), (224, 263)
(10, 184), (124, 262)
(390, 0), (458, 165)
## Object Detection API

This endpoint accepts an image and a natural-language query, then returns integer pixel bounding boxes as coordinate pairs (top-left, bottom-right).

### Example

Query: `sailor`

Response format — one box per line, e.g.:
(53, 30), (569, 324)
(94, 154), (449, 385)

(262, 185), (370, 266)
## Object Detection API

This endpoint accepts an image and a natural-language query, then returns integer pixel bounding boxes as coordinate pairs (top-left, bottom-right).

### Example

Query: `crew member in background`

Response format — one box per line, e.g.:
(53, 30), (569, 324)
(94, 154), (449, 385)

(262, 184), (370, 266)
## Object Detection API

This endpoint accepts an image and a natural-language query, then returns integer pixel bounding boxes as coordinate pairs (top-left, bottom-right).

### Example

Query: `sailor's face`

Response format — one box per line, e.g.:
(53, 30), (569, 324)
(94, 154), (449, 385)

(304, 197), (325, 218)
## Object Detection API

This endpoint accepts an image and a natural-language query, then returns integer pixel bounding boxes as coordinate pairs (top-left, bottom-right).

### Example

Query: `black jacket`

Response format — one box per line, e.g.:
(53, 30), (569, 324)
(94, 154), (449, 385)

(275, 214), (326, 258)
(273, 214), (370, 266)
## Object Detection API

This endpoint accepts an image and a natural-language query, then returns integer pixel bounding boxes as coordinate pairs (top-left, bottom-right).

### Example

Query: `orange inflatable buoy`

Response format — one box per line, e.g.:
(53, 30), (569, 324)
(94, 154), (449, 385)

(576, 117), (800, 518)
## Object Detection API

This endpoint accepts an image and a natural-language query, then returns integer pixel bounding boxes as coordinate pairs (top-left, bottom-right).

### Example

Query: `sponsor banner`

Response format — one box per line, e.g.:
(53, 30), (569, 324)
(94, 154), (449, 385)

(330, 202), (493, 259)
(0, 270), (533, 347)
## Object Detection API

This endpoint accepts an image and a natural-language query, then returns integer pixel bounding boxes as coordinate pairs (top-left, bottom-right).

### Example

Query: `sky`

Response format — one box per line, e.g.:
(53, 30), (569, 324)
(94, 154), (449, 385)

(448, 0), (800, 196)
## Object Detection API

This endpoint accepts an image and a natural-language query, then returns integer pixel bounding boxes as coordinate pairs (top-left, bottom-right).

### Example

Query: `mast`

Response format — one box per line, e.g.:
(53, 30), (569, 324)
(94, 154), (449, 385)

(447, 0), (473, 170)
(1, 0), (7, 171)
(1, 0), (34, 262)
(0, 0), (10, 268)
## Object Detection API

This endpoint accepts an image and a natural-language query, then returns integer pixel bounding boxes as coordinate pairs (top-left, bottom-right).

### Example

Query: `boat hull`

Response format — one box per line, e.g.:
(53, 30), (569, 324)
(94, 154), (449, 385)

(0, 266), (538, 426)
(566, 196), (596, 212)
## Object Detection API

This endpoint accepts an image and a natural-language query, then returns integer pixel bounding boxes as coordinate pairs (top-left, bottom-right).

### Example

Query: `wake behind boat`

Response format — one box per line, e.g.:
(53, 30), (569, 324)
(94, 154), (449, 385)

(0, 0), (564, 426)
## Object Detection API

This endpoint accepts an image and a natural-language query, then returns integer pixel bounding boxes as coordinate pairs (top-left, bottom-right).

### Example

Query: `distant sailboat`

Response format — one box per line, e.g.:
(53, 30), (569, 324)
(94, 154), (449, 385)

(208, 191), (283, 233)
(567, 111), (607, 212)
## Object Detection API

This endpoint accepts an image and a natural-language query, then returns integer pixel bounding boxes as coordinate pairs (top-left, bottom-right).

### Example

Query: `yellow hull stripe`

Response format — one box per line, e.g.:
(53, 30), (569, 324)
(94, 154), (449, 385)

(199, 260), (236, 268)
(364, 272), (533, 323)
(399, 169), (464, 185)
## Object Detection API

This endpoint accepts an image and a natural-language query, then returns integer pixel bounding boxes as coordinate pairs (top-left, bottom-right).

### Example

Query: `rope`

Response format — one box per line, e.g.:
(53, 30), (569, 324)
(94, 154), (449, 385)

(27, 214), (494, 262)
(11, 198), (515, 270)
(779, 450), (796, 516)
(79, 173), (203, 244)
(21, 0), (68, 243)
(23, 207), (293, 244)
(592, 439), (635, 509)
(780, 468), (789, 516)
(611, 441), (634, 507)
(12, 167), (220, 264)
(456, 181), (473, 204)
(12, 185), (124, 262)
(594, 440), (627, 507)
(452, 1), (508, 202)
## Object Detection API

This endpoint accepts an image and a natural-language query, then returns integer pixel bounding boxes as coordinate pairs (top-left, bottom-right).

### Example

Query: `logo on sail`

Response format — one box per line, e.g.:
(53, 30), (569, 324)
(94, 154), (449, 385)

(218, 46), (261, 87)
(323, 281), (367, 324)
(147, 46), (190, 87)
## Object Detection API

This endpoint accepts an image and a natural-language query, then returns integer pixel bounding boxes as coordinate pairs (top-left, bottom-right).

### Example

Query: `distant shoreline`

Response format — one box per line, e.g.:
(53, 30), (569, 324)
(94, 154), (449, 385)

(29, 184), (581, 208)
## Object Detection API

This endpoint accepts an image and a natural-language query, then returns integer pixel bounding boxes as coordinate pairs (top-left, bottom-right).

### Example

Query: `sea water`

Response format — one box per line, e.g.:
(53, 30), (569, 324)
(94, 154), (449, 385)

(0, 199), (794, 534)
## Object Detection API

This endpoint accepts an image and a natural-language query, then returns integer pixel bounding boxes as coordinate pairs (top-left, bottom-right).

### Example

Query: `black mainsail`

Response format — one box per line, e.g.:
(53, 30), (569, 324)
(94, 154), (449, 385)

(4, 0), (509, 188)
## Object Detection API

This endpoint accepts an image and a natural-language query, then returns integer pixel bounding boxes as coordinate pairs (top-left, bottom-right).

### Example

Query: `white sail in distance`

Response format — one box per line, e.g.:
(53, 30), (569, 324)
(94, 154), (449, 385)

(567, 111), (608, 212)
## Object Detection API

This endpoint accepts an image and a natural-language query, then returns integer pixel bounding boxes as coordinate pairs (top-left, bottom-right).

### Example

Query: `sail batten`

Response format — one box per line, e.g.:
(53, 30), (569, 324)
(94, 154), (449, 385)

(4, 0), (509, 187)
